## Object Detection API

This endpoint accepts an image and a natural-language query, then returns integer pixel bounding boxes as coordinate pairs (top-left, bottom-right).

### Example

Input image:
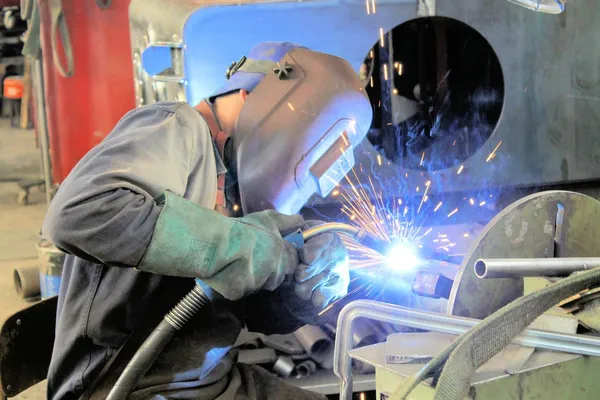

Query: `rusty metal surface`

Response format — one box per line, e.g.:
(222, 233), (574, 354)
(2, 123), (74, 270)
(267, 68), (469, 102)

(448, 190), (600, 319)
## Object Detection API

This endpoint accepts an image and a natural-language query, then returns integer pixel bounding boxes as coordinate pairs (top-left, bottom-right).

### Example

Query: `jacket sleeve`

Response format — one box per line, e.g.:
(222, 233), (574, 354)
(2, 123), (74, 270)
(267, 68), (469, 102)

(42, 102), (212, 267)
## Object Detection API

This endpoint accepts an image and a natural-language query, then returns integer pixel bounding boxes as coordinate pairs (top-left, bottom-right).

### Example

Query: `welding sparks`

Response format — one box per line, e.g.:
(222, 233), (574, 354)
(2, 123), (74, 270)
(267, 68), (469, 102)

(479, 201), (486, 206)
(398, 63), (403, 76)
(469, 198), (475, 206)
(383, 63), (388, 81)
(486, 140), (503, 162)
(365, 0), (371, 14)
(457, 165), (464, 175)
(287, 103), (295, 111)
(370, 76), (374, 87)
(233, 204), (239, 212)
(420, 152), (425, 166)
(371, 0), (376, 13)
(417, 181), (431, 214)
(319, 145), (472, 315)
(379, 28), (385, 47)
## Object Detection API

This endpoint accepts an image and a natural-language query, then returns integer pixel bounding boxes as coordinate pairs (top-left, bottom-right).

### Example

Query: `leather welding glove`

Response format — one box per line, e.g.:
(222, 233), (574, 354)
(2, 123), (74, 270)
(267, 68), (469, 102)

(138, 191), (304, 301)
(290, 221), (350, 321)
(294, 223), (350, 310)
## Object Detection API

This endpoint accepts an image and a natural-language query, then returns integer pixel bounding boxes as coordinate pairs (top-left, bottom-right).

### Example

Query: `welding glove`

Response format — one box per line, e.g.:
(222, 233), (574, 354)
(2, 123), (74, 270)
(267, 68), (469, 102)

(294, 223), (350, 309)
(274, 221), (350, 326)
(138, 191), (303, 301)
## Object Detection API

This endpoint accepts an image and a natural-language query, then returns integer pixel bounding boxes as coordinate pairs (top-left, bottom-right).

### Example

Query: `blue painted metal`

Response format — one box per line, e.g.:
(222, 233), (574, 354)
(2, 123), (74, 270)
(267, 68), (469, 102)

(180, 0), (415, 104)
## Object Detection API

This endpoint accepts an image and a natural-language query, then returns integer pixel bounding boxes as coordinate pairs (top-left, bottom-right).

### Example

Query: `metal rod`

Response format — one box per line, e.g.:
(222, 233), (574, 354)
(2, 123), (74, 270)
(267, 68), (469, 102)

(333, 299), (600, 400)
(475, 258), (600, 279)
(32, 56), (53, 205)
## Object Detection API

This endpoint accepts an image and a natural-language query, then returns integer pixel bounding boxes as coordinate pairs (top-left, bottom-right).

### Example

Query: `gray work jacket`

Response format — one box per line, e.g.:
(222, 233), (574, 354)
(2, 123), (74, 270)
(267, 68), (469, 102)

(42, 102), (305, 400)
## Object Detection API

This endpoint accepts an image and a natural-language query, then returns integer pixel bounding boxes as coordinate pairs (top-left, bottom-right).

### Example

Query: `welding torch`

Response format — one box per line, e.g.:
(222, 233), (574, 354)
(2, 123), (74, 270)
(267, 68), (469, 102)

(106, 222), (370, 400)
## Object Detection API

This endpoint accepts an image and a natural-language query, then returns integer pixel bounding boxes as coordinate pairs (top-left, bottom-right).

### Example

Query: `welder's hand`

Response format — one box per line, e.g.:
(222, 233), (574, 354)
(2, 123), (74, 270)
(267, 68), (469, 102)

(293, 223), (350, 310)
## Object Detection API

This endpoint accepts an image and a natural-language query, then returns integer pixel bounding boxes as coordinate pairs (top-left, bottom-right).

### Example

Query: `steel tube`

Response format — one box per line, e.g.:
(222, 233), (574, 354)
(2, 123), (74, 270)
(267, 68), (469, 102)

(333, 300), (600, 400)
(475, 258), (600, 279)
(293, 325), (333, 364)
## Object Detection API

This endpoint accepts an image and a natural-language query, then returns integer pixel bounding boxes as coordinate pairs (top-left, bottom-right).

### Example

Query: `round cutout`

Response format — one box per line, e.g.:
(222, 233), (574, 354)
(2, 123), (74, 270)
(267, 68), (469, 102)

(363, 17), (504, 171)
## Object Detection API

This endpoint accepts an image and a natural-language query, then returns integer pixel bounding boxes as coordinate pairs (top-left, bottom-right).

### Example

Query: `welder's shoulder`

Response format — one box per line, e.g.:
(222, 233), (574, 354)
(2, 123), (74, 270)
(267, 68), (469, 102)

(120, 101), (209, 132)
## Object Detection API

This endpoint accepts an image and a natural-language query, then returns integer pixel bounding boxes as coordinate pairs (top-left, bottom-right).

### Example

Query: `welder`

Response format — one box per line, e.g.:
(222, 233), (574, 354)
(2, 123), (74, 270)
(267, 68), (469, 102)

(42, 42), (372, 399)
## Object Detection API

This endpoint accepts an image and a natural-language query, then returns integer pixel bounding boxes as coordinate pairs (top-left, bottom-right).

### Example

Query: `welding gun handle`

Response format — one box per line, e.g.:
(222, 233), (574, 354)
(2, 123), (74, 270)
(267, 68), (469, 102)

(283, 229), (305, 249)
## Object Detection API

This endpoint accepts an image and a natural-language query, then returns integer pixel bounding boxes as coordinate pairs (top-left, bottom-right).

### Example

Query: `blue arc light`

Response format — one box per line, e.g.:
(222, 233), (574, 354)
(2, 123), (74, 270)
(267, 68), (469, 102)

(385, 242), (420, 272)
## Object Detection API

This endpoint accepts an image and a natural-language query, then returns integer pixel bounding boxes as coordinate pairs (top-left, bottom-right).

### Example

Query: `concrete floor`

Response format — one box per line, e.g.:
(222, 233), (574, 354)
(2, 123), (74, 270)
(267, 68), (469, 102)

(0, 119), (49, 398)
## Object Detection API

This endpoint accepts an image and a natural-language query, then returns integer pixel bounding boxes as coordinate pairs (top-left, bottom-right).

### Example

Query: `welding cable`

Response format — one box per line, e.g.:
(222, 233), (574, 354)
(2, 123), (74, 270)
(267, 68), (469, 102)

(393, 265), (600, 400)
(105, 222), (364, 400)
(105, 285), (209, 400)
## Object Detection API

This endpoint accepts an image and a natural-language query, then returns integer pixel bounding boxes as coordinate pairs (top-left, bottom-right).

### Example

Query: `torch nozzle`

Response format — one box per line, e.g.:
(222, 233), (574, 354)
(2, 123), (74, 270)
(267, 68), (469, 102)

(301, 223), (365, 242)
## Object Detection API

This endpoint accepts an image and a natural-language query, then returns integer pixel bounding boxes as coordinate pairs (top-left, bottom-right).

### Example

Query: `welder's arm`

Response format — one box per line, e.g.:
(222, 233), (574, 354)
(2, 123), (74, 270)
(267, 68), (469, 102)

(42, 103), (208, 267)
(137, 191), (304, 301)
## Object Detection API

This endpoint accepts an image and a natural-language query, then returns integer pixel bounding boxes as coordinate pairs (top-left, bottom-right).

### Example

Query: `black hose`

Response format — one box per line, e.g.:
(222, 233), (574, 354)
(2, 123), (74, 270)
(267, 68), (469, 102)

(106, 285), (209, 400)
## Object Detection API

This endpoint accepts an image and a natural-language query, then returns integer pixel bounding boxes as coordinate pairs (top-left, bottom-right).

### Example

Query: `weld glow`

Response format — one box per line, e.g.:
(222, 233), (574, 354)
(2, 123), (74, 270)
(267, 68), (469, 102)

(385, 242), (420, 272)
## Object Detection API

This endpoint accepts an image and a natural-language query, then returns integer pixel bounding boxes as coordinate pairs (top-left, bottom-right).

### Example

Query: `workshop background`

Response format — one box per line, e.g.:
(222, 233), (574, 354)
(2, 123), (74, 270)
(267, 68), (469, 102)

(1, 0), (600, 399)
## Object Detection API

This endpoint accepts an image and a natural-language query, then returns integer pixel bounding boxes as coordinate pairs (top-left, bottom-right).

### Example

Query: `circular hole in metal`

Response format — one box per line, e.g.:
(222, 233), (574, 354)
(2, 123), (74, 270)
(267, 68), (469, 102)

(363, 16), (504, 171)
(474, 260), (487, 278)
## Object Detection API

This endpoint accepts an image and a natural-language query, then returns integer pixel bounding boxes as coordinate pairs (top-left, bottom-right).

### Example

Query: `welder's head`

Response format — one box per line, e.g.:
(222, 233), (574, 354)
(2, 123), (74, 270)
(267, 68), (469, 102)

(211, 41), (373, 215)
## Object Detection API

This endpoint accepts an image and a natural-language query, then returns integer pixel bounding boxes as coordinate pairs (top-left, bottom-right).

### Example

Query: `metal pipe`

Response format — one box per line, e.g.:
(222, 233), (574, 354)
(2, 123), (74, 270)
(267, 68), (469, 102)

(333, 300), (600, 400)
(296, 360), (317, 378)
(293, 325), (333, 364)
(273, 356), (295, 378)
(32, 56), (53, 205)
(475, 258), (600, 279)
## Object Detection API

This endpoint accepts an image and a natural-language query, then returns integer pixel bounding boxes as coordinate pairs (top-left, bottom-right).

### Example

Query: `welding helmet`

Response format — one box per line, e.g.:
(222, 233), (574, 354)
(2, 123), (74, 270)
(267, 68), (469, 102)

(213, 42), (373, 215)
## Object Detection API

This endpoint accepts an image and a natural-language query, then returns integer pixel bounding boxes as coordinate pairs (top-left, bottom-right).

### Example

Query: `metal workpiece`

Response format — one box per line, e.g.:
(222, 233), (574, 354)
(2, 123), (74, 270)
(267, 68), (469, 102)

(351, 320), (379, 374)
(475, 258), (600, 279)
(273, 356), (295, 378)
(353, 320), (379, 348)
(296, 360), (318, 378)
(241, 339), (261, 350)
(262, 334), (304, 355)
(237, 348), (277, 365)
(13, 267), (40, 299)
(449, 191), (600, 319)
(294, 325), (334, 364)
(333, 300), (600, 400)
